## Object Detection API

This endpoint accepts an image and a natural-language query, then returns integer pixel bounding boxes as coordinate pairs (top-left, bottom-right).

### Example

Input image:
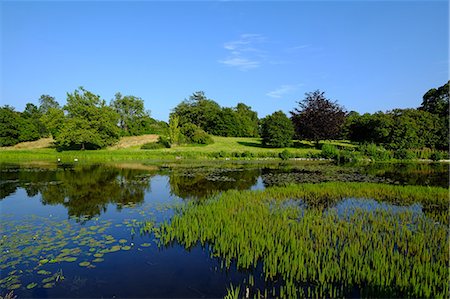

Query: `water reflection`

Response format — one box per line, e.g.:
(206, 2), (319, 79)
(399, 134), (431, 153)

(168, 167), (260, 199)
(0, 164), (155, 220)
(0, 162), (447, 219)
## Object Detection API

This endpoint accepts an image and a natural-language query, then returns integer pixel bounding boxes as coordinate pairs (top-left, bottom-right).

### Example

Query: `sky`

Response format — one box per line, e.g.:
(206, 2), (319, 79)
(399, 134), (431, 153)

(1, 1), (448, 122)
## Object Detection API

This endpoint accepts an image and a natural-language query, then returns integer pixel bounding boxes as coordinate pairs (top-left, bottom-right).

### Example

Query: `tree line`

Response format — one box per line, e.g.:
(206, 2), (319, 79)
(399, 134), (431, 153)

(0, 81), (448, 152)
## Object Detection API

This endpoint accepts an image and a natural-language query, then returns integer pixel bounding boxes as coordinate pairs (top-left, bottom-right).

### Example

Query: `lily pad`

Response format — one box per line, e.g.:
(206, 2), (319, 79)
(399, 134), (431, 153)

(121, 246), (131, 251)
(42, 277), (54, 283)
(110, 245), (121, 252)
(8, 283), (21, 290)
(37, 270), (51, 275)
(64, 257), (77, 262)
(26, 282), (38, 289)
(92, 258), (104, 263)
(39, 259), (49, 264)
(141, 243), (151, 247)
(118, 239), (127, 244)
(93, 253), (104, 258)
(43, 282), (55, 288)
(79, 261), (91, 267)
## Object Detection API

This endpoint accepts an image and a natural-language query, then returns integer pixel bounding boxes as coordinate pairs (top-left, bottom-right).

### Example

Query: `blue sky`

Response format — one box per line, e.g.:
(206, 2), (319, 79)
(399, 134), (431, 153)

(1, 1), (448, 122)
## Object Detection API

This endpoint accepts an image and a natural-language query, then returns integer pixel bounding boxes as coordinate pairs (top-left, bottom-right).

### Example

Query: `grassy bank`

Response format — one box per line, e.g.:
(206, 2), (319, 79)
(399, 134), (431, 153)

(154, 183), (449, 298)
(0, 136), (322, 162)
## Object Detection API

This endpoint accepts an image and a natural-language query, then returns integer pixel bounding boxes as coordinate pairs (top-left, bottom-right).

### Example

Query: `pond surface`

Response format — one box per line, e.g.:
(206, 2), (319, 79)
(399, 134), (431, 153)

(0, 162), (447, 297)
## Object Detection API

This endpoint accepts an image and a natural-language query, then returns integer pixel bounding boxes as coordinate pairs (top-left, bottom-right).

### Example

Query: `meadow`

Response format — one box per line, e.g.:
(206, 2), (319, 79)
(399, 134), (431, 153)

(0, 136), (324, 162)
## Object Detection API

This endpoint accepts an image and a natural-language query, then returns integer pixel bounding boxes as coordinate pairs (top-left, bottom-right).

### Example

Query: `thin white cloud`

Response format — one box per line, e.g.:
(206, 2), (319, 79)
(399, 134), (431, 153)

(266, 84), (302, 98)
(219, 57), (260, 70)
(219, 34), (267, 71)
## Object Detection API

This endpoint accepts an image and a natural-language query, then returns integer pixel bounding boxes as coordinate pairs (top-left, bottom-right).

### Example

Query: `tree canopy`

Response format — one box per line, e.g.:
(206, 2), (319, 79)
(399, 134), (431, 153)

(55, 87), (120, 150)
(260, 111), (294, 148)
(291, 90), (346, 145)
(171, 91), (259, 137)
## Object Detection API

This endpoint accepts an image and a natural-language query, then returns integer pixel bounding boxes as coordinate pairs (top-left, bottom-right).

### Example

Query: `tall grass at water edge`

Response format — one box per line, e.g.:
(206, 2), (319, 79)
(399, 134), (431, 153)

(154, 182), (449, 298)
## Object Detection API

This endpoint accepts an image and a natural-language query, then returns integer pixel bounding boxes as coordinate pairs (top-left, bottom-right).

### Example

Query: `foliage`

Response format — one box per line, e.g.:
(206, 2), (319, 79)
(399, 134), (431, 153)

(393, 149), (416, 160)
(55, 87), (120, 150)
(0, 106), (21, 146)
(168, 114), (181, 145)
(291, 90), (346, 144)
(141, 142), (165, 150)
(157, 136), (171, 148)
(419, 80), (449, 117)
(110, 92), (162, 136)
(38, 95), (60, 115)
(40, 107), (65, 139)
(171, 91), (259, 137)
(260, 111), (294, 148)
(430, 151), (444, 161)
(278, 149), (292, 160)
(359, 143), (392, 161)
(180, 123), (214, 145)
(320, 144), (340, 160)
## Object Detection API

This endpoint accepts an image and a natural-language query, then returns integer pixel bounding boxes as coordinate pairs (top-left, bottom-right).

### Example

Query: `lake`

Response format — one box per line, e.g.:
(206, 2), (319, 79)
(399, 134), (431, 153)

(0, 162), (448, 298)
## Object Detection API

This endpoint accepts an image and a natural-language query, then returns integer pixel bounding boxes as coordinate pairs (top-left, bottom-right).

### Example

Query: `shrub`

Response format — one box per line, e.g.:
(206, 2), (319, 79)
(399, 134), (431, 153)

(157, 135), (171, 148)
(180, 123), (214, 145)
(321, 144), (340, 160)
(241, 151), (255, 158)
(430, 151), (444, 161)
(141, 142), (165, 150)
(394, 149), (416, 160)
(359, 143), (392, 161)
(279, 149), (293, 160)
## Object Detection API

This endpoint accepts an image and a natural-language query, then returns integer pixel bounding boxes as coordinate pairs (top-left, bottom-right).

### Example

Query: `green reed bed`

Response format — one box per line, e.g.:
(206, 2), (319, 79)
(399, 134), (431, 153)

(154, 183), (449, 298)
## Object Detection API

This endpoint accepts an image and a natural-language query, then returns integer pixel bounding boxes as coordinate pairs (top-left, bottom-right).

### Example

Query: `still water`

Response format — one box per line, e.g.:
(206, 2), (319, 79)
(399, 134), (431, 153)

(0, 162), (447, 297)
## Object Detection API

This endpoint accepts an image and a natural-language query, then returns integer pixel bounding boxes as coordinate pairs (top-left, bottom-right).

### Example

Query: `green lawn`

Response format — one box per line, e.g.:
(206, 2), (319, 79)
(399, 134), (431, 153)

(0, 136), (325, 163)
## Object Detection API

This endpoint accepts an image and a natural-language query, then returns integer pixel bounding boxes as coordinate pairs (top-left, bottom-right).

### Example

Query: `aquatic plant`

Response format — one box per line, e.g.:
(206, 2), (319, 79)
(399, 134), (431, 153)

(224, 283), (240, 299)
(154, 183), (449, 298)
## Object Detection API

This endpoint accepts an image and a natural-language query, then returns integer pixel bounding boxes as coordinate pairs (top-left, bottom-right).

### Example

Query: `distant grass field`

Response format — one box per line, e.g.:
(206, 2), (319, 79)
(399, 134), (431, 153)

(0, 136), (329, 163)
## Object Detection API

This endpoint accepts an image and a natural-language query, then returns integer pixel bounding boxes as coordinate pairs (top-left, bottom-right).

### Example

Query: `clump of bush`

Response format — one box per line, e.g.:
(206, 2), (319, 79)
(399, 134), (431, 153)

(394, 149), (416, 160)
(359, 143), (392, 161)
(320, 144), (340, 160)
(180, 123), (214, 145)
(279, 149), (293, 160)
(430, 151), (444, 161)
(141, 142), (165, 150)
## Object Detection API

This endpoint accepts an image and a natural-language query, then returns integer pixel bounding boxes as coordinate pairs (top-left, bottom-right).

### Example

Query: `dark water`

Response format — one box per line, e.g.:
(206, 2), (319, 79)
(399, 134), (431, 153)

(0, 162), (447, 297)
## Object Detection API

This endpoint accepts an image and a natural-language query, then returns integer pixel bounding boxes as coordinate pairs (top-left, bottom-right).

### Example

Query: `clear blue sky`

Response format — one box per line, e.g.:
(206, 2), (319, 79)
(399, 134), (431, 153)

(1, 1), (448, 122)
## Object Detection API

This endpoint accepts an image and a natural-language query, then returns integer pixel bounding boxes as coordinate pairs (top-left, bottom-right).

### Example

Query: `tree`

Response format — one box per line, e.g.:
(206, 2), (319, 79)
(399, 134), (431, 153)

(40, 107), (65, 139)
(291, 90), (346, 145)
(0, 106), (21, 146)
(168, 114), (181, 145)
(22, 103), (46, 138)
(56, 87), (120, 150)
(110, 93), (150, 136)
(419, 81), (449, 117)
(38, 95), (60, 115)
(171, 91), (222, 133)
(260, 111), (294, 148)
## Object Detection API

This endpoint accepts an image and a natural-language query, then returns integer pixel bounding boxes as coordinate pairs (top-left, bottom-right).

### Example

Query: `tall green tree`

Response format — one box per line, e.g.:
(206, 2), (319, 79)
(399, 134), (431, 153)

(419, 81), (449, 117)
(40, 107), (65, 139)
(171, 91), (221, 133)
(110, 93), (153, 136)
(38, 95), (60, 115)
(56, 87), (120, 150)
(291, 90), (346, 145)
(0, 106), (21, 146)
(168, 114), (181, 145)
(260, 111), (294, 148)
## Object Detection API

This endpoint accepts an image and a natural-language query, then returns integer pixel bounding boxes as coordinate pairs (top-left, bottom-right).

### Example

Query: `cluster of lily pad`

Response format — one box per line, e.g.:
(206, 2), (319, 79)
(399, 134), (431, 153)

(0, 213), (155, 292)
